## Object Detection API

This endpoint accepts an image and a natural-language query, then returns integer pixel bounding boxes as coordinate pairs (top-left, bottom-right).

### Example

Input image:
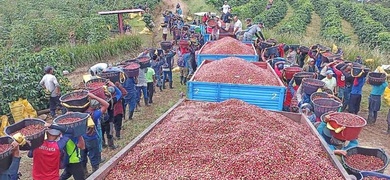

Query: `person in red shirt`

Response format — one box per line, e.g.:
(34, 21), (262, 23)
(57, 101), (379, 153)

(329, 61), (345, 99)
(29, 123), (82, 180)
(284, 77), (300, 112)
(114, 82), (127, 139)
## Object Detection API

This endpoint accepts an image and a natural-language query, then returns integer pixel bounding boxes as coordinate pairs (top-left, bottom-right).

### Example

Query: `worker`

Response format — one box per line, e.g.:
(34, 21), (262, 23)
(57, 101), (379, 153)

(317, 114), (358, 156)
(222, 8), (233, 31)
(89, 63), (108, 77)
(341, 63), (353, 111)
(242, 19), (265, 42)
(161, 48), (176, 89)
(40, 66), (67, 118)
(349, 71), (367, 115)
(321, 70), (337, 94)
(104, 82), (122, 149)
(284, 76), (300, 112)
(233, 16), (242, 39)
(29, 122), (84, 180)
(82, 93), (109, 177)
(0, 141), (21, 180)
(302, 58), (319, 74)
(367, 79), (388, 124)
(123, 76), (137, 120)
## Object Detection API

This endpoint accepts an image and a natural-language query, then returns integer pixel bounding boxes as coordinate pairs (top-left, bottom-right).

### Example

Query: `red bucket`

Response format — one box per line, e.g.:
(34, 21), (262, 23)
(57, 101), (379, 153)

(284, 66), (302, 80)
(327, 112), (367, 141)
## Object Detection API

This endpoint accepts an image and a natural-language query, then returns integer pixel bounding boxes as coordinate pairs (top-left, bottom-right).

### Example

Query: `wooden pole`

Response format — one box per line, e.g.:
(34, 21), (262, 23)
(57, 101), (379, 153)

(118, 13), (124, 34)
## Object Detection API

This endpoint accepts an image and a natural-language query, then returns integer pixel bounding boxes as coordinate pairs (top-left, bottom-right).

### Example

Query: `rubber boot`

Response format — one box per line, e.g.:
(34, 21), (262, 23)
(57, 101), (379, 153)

(108, 138), (117, 150)
(102, 137), (107, 148)
(169, 82), (173, 89)
(129, 111), (134, 120)
(144, 99), (150, 107)
(183, 77), (187, 86)
(84, 168), (89, 179)
(163, 82), (166, 89)
(180, 76), (184, 85)
(159, 85), (163, 92)
(92, 166), (99, 174)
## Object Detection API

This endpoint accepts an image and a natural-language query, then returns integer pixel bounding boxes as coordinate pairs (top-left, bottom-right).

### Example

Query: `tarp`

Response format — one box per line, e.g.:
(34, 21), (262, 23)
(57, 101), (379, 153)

(193, 12), (217, 16)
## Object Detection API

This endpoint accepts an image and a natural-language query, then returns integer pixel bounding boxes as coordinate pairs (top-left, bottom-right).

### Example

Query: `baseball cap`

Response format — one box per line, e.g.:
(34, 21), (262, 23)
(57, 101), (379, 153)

(309, 58), (315, 62)
(47, 129), (61, 136)
(44, 66), (54, 73)
(90, 99), (100, 108)
(326, 70), (334, 75)
(108, 86), (115, 94)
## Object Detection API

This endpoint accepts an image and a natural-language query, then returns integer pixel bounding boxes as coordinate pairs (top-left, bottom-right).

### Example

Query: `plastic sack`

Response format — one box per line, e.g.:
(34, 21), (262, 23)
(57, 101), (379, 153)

(374, 65), (389, 77)
(0, 115), (9, 136)
(87, 116), (95, 127)
(332, 44), (338, 54)
(9, 98), (37, 123)
(384, 87), (390, 106)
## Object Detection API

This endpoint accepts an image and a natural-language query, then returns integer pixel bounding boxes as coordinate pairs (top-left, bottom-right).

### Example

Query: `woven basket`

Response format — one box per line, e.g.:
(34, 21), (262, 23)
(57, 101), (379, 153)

(312, 98), (342, 118)
(342, 147), (389, 175)
(368, 72), (386, 86)
(294, 72), (316, 85)
(53, 112), (89, 137)
(302, 78), (325, 95)
(5, 118), (46, 151)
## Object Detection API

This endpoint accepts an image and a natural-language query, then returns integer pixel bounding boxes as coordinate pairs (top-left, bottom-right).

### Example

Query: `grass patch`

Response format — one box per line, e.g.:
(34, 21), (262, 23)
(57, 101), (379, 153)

(305, 11), (321, 38)
(341, 19), (359, 43)
(273, 3), (295, 30)
(183, 0), (218, 15)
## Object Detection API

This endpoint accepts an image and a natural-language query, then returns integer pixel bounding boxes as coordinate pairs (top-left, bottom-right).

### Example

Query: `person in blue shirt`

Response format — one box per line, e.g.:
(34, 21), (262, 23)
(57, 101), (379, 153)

(317, 117), (358, 156)
(367, 80), (389, 124)
(162, 49), (176, 89)
(349, 73), (367, 115)
(103, 82), (122, 150)
(0, 141), (21, 180)
(123, 77), (137, 120)
(151, 53), (164, 92)
(81, 93), (109, 176)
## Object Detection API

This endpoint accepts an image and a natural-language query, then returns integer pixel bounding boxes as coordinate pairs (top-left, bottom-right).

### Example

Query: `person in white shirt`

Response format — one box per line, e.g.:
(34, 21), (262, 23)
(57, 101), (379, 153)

(212, 16), (222, 40)
(321, 70), (337, 93)
(233, 16), (242, 39)
(89, 63), (108, 77)
(40, 66), (66, 117)
(222, 1), (230, 14)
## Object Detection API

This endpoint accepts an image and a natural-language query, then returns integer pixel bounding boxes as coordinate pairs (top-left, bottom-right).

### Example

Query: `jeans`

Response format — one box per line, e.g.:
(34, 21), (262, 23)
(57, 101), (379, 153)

(124, 93), (137, 112)
(114, 114), (123, 138)
(50, 96), (66, 117)
(101, 122), (113, 141)
(163, 70), (173, 82)
(338, 87), (345, 99)
(243, 33), (253, 42)
(368, 95), (381, 122)
(349, 94), (362, 115)
(136, 86), (148, 103)
(342, 86), (352, 111)
(60, 162), (85, 180)
(81, 138), (101, 170)
(155, 71), (162, 87)
(147, 82), (154, 103)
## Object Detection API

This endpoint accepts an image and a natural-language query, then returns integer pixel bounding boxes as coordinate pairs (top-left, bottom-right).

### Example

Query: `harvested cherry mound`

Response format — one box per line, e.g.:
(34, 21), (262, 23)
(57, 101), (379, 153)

(87, 82), (105, 89)
(106, 99), (343, 180)
(364, 177), (388, 180)
(328, 113), (366, 127)
(201, 37), (255, 55)
(194, 57), (279, 86)
(0, 144), (11, 154)
(124, 63), (140, 70)
(345, 154), (384, 171)
(11, 124), (44, 137)
(57, 117), (81, 124)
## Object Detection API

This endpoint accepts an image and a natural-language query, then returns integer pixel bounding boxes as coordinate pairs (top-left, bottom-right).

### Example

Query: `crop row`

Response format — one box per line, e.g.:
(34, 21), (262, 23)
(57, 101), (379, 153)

(276, 0), (313, 34)
(0, 35), (142, 115)
(335, 0), (388, 49)
(232, 0), (267, 20)
(363, 4), (390, 31)
(205, 0), (250, 8)
(312, 0), (350, 43)
(254, 0), (288, 29)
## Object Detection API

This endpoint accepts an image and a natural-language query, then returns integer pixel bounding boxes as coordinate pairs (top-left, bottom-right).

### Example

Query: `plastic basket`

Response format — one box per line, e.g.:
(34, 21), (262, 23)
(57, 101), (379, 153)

(312, 98), (342, 118)
(327, 112), (366, 141)
(294, 72), (316, 85)
(85, 78), (108, 89)
(310, 92), (331, 102)
(138, 57), (151, 69)
(368, 72), (386, 86)
(5, 118), (46, 151)
(99, 71), (121, 83)
(357, 171), (390, 179)
(284, 66), (302, 80)
(0, 136), (13, 173)
(302, 78), (325, 95)
(299, 46), (310, 53)
(342, 146), (389, 175)
(60, 90), (89, 107)
(123, 63), (140, 78)
(160, 41), (173, 51)
(53, 112), (90, 137)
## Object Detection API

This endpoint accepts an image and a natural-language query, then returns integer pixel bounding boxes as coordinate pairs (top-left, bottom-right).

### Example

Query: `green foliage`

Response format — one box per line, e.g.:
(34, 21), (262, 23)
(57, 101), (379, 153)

(363, 4), (390, 31)
(254, 0), (288, 28)
(276, 0), (313, 34)
(0, 0), (158, 52)
(335, 0), (388, 49)
(0, 35), (142, 115)
(312, 0), (350, 43)
(205, 0), (251, 8)
(377, 32), (390, 50)
(232, 0), (267, 19)
(143, 13), (154, 31)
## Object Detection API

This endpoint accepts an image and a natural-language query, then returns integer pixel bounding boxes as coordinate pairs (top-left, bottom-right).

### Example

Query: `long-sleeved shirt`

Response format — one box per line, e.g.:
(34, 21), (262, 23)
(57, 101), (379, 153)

(0, 157), (21, 180)
(332, 65), (345, 88)
(371, 82), (388, 96)
(136, 68), (147, 87)
(123, 78), (136, 96)
(351, 77), (366, 95)
(302, 64), (319, 73)
(162, 51), (176, 71)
